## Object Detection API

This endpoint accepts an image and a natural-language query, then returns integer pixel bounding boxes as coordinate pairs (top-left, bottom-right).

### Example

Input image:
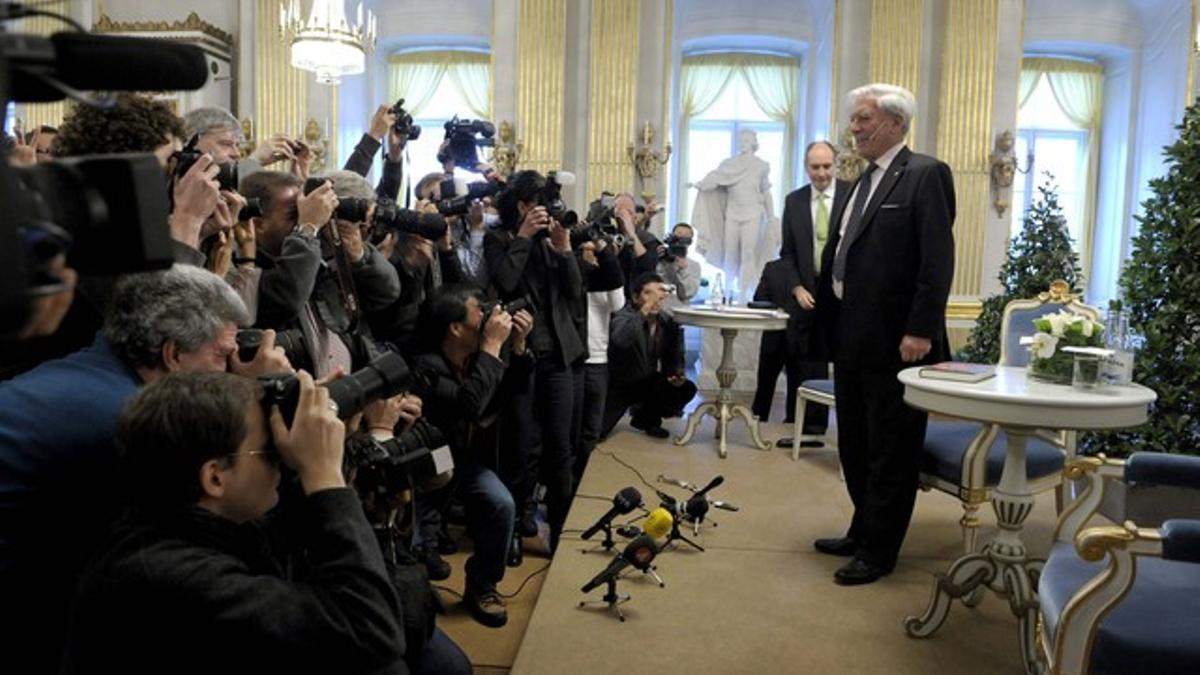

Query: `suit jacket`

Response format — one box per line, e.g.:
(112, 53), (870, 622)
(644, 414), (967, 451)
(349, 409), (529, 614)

(779, 180), (851, 331)
(607, 306), (685, 388)
(817, 147), (955, 369)
(754, 259), (803, 355)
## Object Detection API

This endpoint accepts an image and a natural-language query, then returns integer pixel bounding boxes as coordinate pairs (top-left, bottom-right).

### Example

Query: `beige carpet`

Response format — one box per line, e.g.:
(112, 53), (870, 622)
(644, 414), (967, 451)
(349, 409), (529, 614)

(440, 399), (1058, 675)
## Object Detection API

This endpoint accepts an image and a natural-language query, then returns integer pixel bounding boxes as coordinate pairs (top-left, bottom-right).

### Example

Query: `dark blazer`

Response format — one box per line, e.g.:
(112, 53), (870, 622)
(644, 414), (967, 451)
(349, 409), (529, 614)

(607, 306), (685, 387)
(817, 147), (955, 368)
(779, 179), (852, 304)
(754, 259), (803, 354)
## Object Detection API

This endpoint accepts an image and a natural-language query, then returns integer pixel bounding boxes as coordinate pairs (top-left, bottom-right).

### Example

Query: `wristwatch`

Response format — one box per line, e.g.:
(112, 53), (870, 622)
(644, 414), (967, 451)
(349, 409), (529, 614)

(293, 222), (320, 239)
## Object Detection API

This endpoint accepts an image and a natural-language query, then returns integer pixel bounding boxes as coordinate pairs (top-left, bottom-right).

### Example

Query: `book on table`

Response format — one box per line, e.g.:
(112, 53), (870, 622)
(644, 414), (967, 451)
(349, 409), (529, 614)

(918, 362), (996, 383)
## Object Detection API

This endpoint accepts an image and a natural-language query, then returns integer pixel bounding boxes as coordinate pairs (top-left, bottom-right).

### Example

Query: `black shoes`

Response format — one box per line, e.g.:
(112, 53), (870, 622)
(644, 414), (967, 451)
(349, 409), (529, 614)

(507, 533), (523, 568)
(418, 547), (452, 581)
(463, 584), (508, 628)
(833, 557), (894, 586)
(517, 508), (539, 538)
(631, 418), (670, 438)
(813, 536), (858, 557)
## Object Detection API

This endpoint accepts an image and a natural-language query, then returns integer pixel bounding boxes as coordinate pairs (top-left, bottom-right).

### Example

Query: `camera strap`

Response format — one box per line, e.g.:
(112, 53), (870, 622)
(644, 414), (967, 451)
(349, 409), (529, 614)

(321, 219), (362, 330)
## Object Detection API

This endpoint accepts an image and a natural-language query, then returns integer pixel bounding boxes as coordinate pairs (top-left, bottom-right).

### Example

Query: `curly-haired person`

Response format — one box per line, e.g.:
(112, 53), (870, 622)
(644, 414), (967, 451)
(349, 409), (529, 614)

(53, 93), (185, 166)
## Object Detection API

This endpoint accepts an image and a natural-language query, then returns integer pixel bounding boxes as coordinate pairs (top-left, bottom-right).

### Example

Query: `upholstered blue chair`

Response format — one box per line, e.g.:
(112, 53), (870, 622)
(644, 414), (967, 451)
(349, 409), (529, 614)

(790, 377), (836, 461)
(1039, 453), (1200, 674)
(919, 281), (1099, 553)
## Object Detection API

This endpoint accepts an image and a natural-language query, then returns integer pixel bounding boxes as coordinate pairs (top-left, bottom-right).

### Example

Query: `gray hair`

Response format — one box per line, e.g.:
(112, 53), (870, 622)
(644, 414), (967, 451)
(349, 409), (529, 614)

(182, 106), (242, 141)
(847, 83), (916, 132)
(104, 265), (250, 371)
(320, 170), (376, 204)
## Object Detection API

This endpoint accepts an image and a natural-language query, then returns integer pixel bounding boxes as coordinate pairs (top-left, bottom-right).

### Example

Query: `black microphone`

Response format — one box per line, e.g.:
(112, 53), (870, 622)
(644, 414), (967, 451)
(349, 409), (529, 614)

(4, 33), (208, 102)
(581, 487), (642, 540)
(694, 475), (724, 499)
(581, 535), (658, 593)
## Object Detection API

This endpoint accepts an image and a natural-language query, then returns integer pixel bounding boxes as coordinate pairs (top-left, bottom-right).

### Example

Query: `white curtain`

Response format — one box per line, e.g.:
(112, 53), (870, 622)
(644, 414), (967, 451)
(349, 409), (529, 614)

(388, 51), (492, 119)
(1020, 57), (1104, 271)
(677, 53), (800, 222)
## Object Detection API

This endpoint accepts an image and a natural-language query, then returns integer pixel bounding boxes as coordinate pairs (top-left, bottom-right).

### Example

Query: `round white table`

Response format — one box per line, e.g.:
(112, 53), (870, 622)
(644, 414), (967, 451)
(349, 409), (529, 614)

(670, 305), (789, 458)
(898, 365), (1156, 675)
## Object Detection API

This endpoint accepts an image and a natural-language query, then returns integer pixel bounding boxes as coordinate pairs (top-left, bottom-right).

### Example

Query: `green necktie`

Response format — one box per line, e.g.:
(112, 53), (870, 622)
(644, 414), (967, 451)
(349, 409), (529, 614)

(814, 192), (830, 271)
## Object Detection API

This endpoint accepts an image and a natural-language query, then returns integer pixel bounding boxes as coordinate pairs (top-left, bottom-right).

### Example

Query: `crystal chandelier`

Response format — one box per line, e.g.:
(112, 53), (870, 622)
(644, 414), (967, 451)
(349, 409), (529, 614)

(280, 0), (377, 85)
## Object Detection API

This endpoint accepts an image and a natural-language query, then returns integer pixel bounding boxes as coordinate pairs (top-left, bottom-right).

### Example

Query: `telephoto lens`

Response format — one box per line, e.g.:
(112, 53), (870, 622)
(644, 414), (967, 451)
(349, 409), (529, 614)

(259, 352), (419, 425)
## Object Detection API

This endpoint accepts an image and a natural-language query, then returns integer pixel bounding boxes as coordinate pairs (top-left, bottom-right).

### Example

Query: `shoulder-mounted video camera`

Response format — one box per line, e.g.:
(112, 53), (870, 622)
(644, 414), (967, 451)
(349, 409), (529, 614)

(391, 97), (421, 141)
(436, 115), (495, 173)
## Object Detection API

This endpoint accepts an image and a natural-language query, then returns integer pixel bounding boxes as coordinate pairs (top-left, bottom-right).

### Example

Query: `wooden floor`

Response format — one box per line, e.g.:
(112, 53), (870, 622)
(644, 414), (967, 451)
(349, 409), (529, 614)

(436, 394), (1059, 674)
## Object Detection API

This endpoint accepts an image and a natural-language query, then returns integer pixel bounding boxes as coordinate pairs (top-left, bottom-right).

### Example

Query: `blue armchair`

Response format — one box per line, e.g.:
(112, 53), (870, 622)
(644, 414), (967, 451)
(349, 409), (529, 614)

(1038, 453), (1200, 674)
(919, 281), (1098, 553)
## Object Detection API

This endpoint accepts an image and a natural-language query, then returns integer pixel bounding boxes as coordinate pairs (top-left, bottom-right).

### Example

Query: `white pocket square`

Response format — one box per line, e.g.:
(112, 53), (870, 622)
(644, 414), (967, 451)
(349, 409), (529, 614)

(880, 203), (903, 209)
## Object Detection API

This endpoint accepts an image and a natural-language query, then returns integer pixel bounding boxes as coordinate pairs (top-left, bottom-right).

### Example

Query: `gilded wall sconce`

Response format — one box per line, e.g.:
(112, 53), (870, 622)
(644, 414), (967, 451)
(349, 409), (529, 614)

(491, 120), (524, 177)
(626, 120), (672, 202)
(990, 130), (1018, 217)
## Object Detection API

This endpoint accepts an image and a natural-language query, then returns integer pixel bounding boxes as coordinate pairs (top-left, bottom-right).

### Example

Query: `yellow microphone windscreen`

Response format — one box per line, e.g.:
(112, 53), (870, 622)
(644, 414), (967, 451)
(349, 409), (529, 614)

(644, 507), (674, 539)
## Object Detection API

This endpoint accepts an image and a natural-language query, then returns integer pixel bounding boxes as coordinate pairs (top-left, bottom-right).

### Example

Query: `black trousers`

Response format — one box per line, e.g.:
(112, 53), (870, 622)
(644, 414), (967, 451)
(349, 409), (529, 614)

(574, 363), (608, 487)
(600, 372), (698, 438)
(833, 360), (928, 567)
(751, 332), (829, 430)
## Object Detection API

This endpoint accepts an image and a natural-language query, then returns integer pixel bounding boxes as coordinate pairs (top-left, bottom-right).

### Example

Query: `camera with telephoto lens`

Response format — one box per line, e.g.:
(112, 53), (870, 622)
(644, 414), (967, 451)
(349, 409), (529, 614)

(302, 178), (448, 241)
(173, 134), (239, 192)
(390, 98), (421, 141)
(258, 351), (429, 426)
(236, 328), (310, 372)
(436, 115), (495, 172)
(659, 233), (692, 262)
(345, 418), (455, 497)
(237, 197), (263, 221)
(435, 179), (502, 217)
(479, 295), (534, 318)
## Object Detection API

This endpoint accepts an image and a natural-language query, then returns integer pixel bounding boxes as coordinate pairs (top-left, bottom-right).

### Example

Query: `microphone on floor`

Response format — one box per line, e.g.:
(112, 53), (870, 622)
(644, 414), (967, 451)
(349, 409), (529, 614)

(581, 535), (659, 593)
(581, 487), (643, 540)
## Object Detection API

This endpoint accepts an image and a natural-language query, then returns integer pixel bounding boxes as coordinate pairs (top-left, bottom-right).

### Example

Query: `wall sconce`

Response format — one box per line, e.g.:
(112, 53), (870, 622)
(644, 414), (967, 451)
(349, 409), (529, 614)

(989, 130), (1022, 217)
(239, 118), (257, 157)
(303, 118), (329, 174)
(834, 127), (867, 182)
(626, 120), (672, 202)
(491, 120), (524, 177)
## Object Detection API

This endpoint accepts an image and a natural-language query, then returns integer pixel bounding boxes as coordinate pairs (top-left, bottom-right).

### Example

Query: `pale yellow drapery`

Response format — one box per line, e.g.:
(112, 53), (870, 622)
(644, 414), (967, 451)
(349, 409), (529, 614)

(1019, 57), (1103, 272)
(388, 51), (492, 119)
(677, 53), (799, 222)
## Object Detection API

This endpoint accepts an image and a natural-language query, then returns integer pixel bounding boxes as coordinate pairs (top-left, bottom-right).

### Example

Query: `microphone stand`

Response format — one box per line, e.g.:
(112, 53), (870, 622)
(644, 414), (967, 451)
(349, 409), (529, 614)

(577, 576), (632, 622)
(579, 521), (618, 554)
(663, 516), (704, 552)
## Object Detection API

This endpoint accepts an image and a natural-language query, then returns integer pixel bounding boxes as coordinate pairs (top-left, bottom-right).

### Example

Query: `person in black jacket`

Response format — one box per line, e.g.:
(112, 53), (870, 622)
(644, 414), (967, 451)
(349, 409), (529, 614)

(485, 170), (585, 551)
(62, 371), (407, 674)
(750, 259), (804, 425)
(413, 284), (532, 627)
(601, 272), (697, 439)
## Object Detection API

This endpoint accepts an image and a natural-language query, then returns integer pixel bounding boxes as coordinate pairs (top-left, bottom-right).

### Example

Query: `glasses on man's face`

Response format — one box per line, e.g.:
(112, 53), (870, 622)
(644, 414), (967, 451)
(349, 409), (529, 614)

(225, 449), (281, 466)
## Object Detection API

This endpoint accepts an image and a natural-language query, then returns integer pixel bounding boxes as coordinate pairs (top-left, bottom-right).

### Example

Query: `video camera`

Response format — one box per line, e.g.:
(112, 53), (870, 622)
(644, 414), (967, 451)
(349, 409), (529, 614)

(659, 232), (692, 262)
(390, 97), (421, 142)
(436, 115), (495, 172)
(0, 14), (210, 337)
(435, 179), (502, 217)
(301, 178), (448, 241)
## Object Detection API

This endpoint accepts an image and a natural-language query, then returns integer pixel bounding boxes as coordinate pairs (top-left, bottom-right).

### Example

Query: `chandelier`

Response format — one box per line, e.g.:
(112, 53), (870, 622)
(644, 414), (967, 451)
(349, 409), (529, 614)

(280, 0), (377, 85)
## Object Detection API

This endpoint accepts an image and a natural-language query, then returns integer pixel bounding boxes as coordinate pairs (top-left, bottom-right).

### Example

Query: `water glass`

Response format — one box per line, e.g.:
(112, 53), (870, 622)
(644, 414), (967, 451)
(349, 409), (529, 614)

(1072, 353), (1102, 390)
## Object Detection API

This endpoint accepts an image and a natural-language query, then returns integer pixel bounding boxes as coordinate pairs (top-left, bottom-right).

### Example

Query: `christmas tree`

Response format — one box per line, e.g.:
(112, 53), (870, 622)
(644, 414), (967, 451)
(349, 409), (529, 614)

(1084, 101), (1200, 456)
(958, 178), (1083, 364)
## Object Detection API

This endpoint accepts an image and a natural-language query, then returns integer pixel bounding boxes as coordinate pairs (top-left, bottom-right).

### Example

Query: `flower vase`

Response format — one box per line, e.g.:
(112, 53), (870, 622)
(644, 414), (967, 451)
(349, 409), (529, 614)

(1028, 352), (1074, 384)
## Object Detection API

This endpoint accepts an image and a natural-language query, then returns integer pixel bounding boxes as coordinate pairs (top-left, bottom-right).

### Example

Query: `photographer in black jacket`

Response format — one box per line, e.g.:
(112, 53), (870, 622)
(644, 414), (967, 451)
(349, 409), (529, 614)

(413, 285), (532, 627)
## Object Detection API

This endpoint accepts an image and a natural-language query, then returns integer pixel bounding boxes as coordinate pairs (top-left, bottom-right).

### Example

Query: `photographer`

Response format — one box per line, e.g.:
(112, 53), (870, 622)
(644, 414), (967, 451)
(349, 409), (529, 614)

(413, 172), (493, 290)
(413, 285), (533, 627)
(656, 222), (701, 310)
(610, 193), (659, 300)
(573, 236), (625, 484)
(0, 266), (290, 673)
(485, 170), (585, 551)
(343, 103), (408, 202)
(601, 272), (697, 439)
(183, 106), (312, 181)
(61, 371), (407, 674)
(241, 170), (400, 374)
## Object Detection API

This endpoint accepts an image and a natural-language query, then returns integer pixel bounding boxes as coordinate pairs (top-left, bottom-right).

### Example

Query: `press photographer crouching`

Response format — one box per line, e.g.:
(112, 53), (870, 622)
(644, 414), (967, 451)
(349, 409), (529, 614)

(485, 170), (585, 552)
(61, 371), (409, 674)
(601, 272), (698, 439)
(412, 285), (534, 627)
(239, 170), (400, 374)
(0, 266), (290, 673)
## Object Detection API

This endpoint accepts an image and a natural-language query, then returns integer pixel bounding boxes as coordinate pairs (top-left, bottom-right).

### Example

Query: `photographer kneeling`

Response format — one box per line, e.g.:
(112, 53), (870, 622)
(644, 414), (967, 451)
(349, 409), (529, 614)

(62, 371), (407, 674)
(601, 272), (698, 439)
(413, 285), (533, 628)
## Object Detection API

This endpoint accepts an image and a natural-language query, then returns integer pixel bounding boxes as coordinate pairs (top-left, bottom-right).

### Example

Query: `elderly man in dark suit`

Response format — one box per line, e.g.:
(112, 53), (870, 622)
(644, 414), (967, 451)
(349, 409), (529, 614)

(814, 84), (955, 585)
(772, 141), (851, 446)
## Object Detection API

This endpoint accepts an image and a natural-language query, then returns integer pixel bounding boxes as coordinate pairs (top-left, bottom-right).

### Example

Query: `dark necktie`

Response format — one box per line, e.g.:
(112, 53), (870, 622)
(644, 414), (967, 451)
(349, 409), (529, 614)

(831, 162), (878, 286)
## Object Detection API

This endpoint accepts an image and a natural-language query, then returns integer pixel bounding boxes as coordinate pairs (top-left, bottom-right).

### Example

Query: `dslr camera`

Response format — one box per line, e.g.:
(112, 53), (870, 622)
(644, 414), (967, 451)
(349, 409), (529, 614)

(257, 351), (429, 426)
(173, 134), (239, 192)
(301, 178), (448, 241)
(436, 115), (495, 172)
(345, 418), (454, 497)
(435, 178), (502, 217)
(479, 296), (533, 318)
(236, 327), (309, 372)
(390, 97), (421, 141)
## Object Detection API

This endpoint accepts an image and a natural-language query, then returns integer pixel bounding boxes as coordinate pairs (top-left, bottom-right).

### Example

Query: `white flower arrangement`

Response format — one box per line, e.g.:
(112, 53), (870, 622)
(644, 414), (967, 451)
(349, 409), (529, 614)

(1024, 311), (1105, 383)
(1031, 310), (1103, 342)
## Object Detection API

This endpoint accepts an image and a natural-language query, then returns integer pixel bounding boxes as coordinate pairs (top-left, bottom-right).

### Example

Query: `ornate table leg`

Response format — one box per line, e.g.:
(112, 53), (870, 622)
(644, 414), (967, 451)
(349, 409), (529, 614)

(712, 328), (739, 458)
(730, 405), (772, 451)
(906, 427), (1045, 675)
(675, 402), (717, 447)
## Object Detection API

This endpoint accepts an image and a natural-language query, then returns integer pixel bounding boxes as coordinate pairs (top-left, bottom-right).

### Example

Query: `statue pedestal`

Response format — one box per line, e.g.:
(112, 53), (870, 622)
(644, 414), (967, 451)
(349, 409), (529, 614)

(698, 327), (762, 393)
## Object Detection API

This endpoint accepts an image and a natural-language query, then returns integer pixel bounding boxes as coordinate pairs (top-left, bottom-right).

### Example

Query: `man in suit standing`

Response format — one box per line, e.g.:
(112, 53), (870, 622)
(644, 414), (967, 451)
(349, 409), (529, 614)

(773, 142), (851, 446)
(814, 84), (955, 585)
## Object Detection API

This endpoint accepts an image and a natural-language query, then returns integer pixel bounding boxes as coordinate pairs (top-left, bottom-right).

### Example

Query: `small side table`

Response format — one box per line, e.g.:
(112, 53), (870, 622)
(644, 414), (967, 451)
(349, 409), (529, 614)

(670, 306), (789, 458)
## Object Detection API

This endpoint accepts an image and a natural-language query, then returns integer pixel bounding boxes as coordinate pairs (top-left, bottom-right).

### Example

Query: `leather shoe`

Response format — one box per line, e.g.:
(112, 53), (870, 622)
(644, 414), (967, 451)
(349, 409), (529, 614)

(833, 557), (893, 586)
(813, 536), (857, 557)
(776, 437), (795, 448)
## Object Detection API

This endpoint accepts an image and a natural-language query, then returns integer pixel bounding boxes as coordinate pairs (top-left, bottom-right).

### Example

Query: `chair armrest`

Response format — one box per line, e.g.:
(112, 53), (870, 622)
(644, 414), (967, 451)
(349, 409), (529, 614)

(1162, 519), (1200, 563)
(1054, 455), (1126, 543)
(1126, 453), (1200, 490)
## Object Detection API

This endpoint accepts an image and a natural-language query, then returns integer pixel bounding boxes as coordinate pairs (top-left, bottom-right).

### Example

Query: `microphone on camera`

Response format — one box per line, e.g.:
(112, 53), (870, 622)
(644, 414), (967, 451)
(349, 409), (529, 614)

(580, 535), (659, 593)
(581, 487), (643, 540)
(5, 33), (209, 102)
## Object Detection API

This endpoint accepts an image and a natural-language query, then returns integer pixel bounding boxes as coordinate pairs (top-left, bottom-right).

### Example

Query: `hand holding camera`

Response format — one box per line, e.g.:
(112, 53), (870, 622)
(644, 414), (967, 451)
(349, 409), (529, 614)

(481, 305), (514, 357)
(296, 180), (337, 227)
(171, 154), (221, 248)
(368, 104), (396, 142)
(363, 393), (418, 435)
(517, 205), (551, 240)
(252, 133), (301, 167)
(547, 217), (570, 253)
(511, 309), (534, 355)
(335, 219), (366, 261)
(268, 370), (348, 495)
(229, 327), (294, 378)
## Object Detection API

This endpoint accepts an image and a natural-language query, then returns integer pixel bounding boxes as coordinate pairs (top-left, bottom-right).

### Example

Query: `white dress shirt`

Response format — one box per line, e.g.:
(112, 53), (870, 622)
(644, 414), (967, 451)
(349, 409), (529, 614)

(832, 141), (906, 299)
